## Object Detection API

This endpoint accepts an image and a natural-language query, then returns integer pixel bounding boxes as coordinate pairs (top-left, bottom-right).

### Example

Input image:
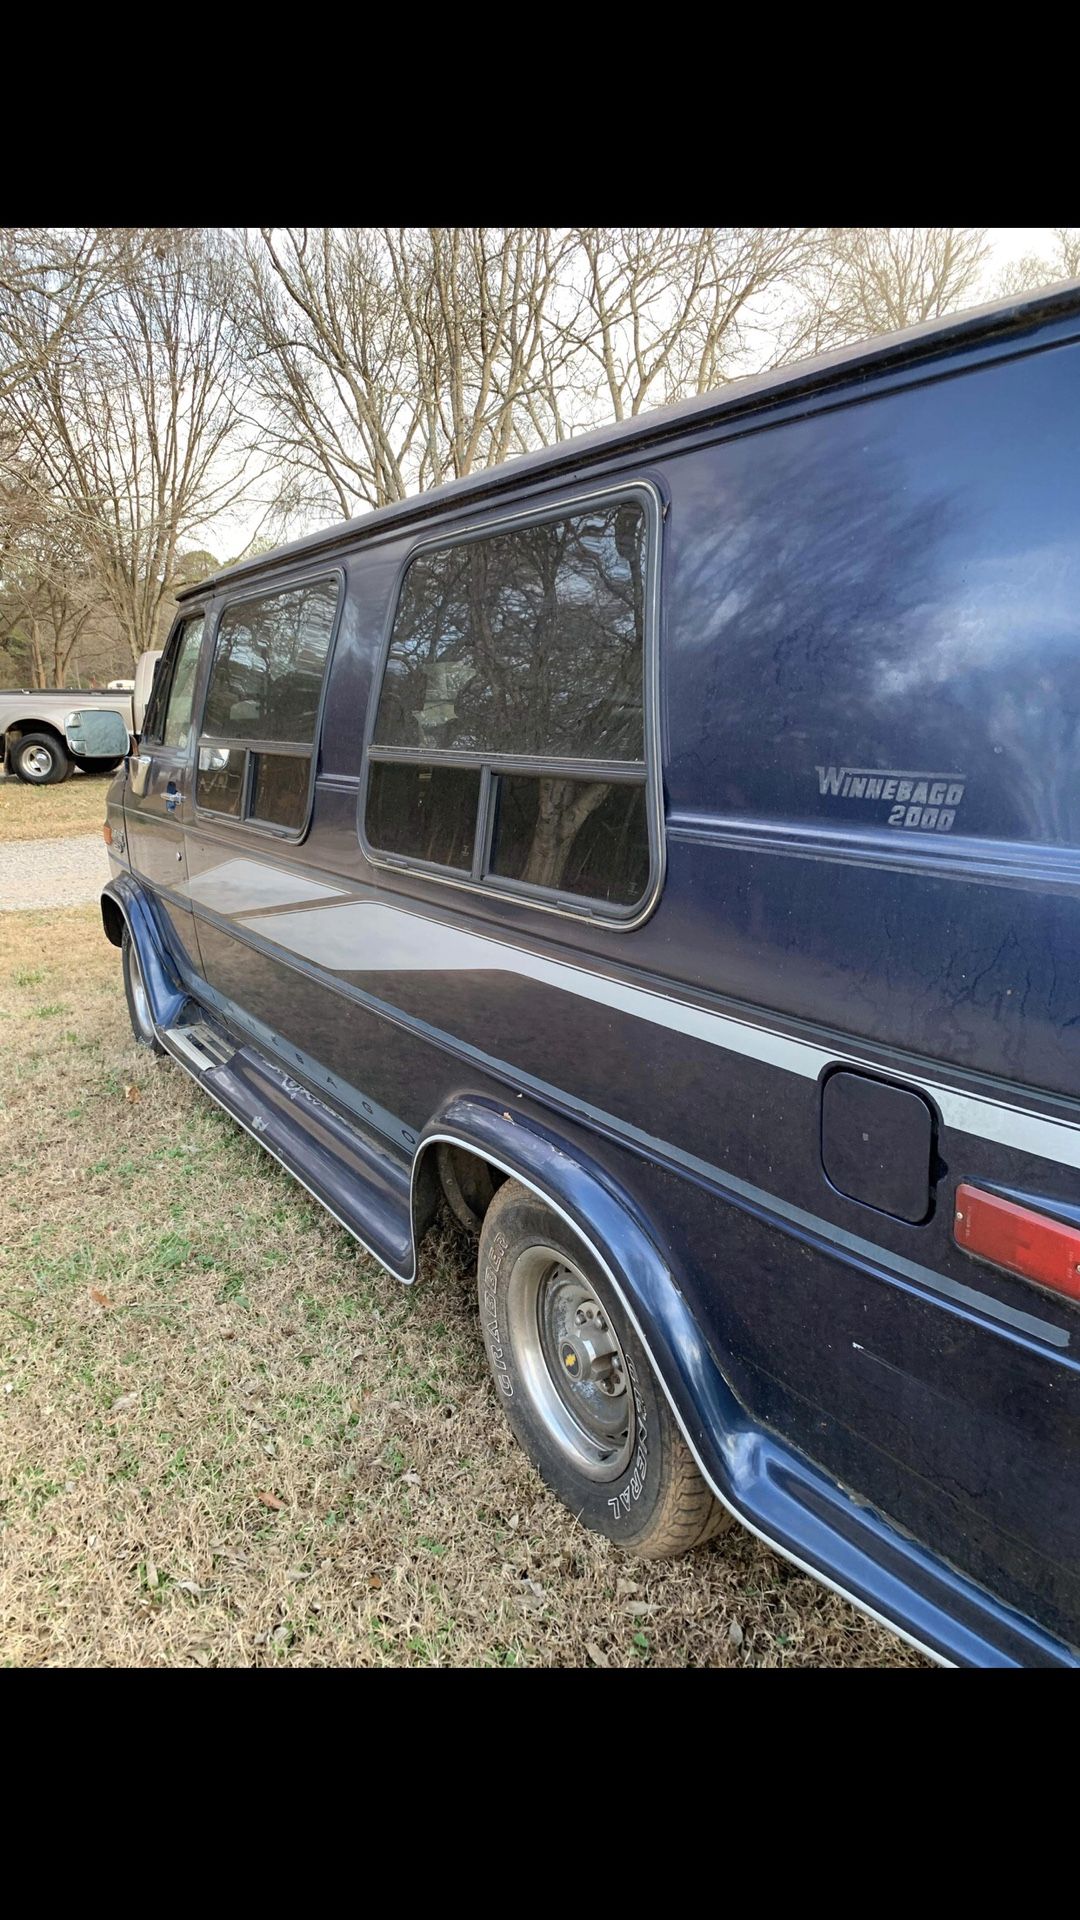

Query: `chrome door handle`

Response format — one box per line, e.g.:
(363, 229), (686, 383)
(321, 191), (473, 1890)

(128, 754), (153, 798)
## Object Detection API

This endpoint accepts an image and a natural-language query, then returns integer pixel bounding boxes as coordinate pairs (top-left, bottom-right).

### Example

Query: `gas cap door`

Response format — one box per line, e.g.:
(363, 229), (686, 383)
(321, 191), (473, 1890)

(821, 1070), (935, 1224)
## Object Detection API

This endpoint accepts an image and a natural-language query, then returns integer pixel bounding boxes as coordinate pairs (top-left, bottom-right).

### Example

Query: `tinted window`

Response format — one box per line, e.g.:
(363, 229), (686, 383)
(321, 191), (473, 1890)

(366, 762), (480, 870)
(249, 752), (310, 833)
(490, 775), (650, 905)
(203, 579), (338, 744)
(373, 503), (646, 759)
(197, 747), (244, 817)
(162, 617), (204, 750)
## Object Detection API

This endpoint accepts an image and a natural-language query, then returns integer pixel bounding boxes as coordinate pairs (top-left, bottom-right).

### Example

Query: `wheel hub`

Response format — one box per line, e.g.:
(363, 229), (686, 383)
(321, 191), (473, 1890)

(505, 1247), (635, 1481)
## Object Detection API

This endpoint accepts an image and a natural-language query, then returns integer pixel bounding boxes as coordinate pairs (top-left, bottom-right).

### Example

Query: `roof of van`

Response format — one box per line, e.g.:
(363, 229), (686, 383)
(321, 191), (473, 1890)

(180, 276), (1080, 602)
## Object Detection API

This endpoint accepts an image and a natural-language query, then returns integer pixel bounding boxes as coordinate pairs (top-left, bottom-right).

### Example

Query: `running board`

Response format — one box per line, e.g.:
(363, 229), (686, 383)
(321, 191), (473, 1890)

(161, 1019), (414, 1276)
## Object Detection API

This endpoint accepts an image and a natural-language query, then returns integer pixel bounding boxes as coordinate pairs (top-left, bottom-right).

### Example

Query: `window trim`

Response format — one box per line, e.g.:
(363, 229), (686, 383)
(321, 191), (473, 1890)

(358, 482), (665, 930)
(193, 565), (345, 841)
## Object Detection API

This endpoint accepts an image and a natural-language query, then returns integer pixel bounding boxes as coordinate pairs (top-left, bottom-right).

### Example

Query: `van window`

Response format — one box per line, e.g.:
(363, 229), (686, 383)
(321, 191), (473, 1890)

(161, 617), (204, 750)
(364, 497), (653, 915)
(197, 576), (339, 833)
(141, 614), (204, 748)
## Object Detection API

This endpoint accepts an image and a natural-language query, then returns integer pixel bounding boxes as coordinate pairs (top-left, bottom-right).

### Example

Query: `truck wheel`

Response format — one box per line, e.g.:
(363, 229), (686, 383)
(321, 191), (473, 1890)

(477, 1180), (730, 1558)
(11, 732), (70, 784)
(122, 929), (164, 1054)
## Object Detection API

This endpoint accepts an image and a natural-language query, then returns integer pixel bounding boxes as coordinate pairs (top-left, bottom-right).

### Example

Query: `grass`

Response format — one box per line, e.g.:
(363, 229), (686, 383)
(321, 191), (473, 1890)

(0, 904), (930, 1668)
(0, 769), (114, 844)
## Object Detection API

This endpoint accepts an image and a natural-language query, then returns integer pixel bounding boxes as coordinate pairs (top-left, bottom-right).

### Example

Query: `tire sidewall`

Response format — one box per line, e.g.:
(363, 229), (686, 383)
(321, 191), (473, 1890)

(478, 1190), (675, 1550)
(122, 930), (162, 1052)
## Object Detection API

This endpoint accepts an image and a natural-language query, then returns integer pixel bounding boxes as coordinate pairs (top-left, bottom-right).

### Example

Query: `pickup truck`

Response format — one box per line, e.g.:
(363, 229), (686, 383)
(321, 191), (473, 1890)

(1, 652), (160, 784)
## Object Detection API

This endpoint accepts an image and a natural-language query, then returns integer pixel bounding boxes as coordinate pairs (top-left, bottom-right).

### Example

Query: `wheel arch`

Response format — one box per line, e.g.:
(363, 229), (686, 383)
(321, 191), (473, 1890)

(100, 875), (187, 1027)
(5, 717), (66, 747)
(410, 1095), (737, 1503)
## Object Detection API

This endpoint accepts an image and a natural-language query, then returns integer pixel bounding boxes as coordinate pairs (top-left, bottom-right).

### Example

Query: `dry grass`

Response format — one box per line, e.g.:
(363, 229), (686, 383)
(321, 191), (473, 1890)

(0, 770), (112, 844)
(0, 905), (930, 1668)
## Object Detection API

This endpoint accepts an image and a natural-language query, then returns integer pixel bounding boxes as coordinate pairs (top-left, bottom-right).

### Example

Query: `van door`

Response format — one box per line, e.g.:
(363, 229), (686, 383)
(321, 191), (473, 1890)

(124, 613), (206, 970)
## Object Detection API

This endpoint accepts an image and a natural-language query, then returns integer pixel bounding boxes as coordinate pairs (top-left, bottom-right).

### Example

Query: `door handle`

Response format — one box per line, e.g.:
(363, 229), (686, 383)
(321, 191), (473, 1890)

(128, 754), (152, 798)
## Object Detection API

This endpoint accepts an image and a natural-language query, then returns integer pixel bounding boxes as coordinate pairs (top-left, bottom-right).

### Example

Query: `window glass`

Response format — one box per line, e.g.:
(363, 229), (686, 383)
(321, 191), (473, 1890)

(489, 775), (650, 906)
(202, 579), (338, 744)
(197, 747), (244, 817)
(162, 617), (204, 750)
(249, 752), (310, 833)
(366, 762), (480, 871)
(373, 503), (646, 759)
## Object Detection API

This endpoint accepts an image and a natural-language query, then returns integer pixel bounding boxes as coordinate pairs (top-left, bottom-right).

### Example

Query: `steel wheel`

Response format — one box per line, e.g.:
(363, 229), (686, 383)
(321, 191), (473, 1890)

(24, 744), (54, 779)
(504, 1244), (635, 1481)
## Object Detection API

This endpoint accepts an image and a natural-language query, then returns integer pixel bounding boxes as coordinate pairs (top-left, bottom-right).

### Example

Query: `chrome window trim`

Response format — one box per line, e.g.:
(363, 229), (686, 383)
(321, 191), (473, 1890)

(357, 480), (666, 933)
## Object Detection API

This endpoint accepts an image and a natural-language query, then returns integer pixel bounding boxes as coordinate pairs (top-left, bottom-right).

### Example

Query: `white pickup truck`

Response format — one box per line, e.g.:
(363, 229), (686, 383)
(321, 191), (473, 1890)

(1, 652), (160, 784)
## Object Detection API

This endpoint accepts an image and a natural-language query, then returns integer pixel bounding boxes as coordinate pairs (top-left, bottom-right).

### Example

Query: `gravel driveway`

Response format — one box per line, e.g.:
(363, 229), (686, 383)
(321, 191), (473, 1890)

(0, 833), (111, 910)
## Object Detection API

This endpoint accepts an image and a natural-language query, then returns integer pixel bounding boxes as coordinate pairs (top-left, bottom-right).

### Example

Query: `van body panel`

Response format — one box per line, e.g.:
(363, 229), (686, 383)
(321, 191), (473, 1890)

(107, 286), (1080, 1664)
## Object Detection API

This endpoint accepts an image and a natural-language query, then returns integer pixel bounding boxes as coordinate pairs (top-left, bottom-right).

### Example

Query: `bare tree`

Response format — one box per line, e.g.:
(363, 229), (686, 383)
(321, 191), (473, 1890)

(997, 228), (1080, 296)
(801, 228), (989, 347)
(0, 480), (107, 685)
(569, 227), (819, 417)
(0, 228), (251, 665)
(0, 228), (107, 405)
(243, 227), (577, 521)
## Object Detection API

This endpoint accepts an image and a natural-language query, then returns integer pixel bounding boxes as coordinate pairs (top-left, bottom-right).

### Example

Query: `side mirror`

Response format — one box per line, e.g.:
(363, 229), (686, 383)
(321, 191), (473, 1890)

(64, 709), (131, 760)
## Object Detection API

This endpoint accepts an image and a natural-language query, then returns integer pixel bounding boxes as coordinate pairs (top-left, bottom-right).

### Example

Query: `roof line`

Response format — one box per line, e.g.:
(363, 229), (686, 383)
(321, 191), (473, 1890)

(179, 277), (1080, 602)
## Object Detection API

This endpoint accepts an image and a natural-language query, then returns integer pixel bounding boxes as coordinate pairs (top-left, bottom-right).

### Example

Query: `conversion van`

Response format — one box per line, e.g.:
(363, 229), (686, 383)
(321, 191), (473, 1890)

(101, 285), (1080, 1667)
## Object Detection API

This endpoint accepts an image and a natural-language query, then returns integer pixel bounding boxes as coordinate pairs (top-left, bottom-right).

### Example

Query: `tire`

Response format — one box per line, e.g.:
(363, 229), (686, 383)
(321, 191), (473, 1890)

(122, 928), (164, 1054)
(477, 1179), (730, 1558)
(11, 732), (70, 785)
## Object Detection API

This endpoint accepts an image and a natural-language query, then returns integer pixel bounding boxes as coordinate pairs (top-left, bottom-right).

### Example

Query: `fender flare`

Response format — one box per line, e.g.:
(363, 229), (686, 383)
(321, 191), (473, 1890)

(412, 1094), (742, 1498)
(100, 874), (188, 1031)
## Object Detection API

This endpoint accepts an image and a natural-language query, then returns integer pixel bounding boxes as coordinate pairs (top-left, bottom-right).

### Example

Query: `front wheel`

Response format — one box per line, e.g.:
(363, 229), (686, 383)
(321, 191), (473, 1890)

(11, 732), (70, 784)
(122, 929), (164, 1054)
(477, 1180), (730, 1558)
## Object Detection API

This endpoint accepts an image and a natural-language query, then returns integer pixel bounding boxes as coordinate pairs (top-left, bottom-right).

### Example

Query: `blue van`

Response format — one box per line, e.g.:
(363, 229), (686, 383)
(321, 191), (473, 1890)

(102, 284), (1080, 1667)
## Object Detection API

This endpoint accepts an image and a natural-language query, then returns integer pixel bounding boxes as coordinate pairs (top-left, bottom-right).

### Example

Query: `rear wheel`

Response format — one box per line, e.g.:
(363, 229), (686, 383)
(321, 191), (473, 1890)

(11, 732), (70, 784)
(477, 1179), (730, 1558)
(122, 929), (164, 1054)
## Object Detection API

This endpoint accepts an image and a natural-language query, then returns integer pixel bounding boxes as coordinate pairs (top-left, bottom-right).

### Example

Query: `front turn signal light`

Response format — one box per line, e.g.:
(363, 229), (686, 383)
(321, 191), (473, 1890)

(102, 822), (113, 846)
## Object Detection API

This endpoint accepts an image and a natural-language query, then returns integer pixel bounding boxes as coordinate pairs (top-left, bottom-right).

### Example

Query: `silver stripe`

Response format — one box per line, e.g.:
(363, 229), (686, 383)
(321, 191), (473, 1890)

(181, 856), (346, 916)
(239, 896), (1080, 1174)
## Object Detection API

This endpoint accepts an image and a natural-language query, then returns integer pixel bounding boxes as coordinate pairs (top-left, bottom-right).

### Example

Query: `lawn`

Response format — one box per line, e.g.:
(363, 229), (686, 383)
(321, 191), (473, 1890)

(0, 902), (928, 1668)
(0, 769), (113, 843)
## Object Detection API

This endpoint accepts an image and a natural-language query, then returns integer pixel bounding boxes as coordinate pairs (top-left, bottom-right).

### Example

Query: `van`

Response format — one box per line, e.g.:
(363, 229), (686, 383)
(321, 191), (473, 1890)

(101, 284), (1080, 1667)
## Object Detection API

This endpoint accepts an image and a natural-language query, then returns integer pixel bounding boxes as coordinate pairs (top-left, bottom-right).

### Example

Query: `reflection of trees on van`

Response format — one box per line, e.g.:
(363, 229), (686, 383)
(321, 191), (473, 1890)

(378, 505), (645, 757)
(671, 353), (1080, 844)
(373, 504), (648, 901)
(202, 578), (338, 744)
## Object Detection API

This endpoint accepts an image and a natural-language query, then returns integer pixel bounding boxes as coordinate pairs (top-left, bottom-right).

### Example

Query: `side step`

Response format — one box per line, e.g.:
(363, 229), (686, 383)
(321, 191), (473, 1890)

(161, 1019), (415, 1278)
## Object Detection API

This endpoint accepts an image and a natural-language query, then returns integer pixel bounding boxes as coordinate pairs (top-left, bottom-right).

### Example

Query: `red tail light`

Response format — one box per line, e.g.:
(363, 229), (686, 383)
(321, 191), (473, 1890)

(954, 1183), (1080, 1303)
